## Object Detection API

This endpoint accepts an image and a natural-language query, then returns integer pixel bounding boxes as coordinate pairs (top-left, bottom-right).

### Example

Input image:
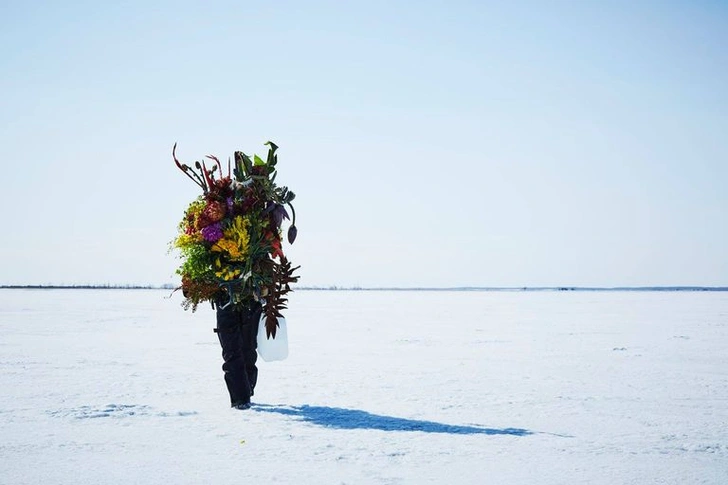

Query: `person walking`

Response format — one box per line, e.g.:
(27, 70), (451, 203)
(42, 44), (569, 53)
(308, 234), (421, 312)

(172, 142), (298, 409)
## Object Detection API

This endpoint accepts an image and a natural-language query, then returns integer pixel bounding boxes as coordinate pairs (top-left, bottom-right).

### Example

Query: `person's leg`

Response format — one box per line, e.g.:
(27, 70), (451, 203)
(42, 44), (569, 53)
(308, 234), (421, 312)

(240, 303), (261, 396)
(216, 305), (252, 408)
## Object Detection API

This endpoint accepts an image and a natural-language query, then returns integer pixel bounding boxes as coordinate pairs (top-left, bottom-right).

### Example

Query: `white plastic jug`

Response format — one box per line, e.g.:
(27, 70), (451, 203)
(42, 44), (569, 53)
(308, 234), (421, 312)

(257, 315), (289, 362)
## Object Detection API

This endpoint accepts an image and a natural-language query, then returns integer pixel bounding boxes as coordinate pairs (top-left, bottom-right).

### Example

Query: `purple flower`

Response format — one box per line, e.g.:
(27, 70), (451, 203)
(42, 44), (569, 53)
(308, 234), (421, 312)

(263, 202), (289, 228)
(226, 197), (234, 214)
(201, 222), (224, 242)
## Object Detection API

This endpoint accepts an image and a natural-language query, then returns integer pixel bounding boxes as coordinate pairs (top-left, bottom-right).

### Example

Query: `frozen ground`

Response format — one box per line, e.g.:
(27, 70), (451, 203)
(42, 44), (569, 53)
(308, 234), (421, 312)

(1, 289), (727, 484)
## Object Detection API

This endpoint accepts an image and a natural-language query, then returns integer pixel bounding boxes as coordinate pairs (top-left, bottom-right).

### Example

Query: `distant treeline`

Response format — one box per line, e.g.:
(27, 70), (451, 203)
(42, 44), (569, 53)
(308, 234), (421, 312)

(297, 286), (728, 292)
(0, 284), (176, 290)
(1, 285), (726, 292)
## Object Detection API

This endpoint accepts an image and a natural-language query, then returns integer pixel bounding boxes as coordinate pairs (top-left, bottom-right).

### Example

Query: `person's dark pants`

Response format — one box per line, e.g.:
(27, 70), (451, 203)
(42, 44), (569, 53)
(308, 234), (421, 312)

(215, 302), (261, 407)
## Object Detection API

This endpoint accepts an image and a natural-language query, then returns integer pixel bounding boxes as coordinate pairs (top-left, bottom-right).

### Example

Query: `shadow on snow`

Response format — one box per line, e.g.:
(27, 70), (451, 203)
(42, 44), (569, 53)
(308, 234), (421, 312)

(252, 404), (532, 436)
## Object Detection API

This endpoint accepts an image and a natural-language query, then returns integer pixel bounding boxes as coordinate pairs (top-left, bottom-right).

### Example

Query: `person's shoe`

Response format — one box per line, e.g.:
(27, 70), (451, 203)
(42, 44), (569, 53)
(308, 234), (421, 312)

(231, 400), (251, 410)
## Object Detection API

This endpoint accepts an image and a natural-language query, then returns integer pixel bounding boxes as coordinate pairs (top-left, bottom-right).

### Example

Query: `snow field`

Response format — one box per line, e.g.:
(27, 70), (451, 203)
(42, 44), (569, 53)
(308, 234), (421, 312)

(1, 289), (727, 484)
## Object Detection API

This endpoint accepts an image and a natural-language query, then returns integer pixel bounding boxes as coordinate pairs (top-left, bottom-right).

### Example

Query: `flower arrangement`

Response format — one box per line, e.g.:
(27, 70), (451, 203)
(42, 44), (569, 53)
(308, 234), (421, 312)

(171, 141), (299, 338)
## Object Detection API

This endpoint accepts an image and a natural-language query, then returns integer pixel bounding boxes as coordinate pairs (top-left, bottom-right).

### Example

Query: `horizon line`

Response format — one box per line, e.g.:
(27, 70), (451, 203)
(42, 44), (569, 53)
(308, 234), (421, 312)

(1, 284), (727, 292)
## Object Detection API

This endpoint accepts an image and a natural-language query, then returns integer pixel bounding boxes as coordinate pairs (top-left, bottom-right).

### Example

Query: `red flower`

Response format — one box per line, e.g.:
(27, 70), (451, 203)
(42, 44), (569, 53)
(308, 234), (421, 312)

(265, 231), (284, 259)
(202, 200), (226, 224)
(270, 239), (284, 259)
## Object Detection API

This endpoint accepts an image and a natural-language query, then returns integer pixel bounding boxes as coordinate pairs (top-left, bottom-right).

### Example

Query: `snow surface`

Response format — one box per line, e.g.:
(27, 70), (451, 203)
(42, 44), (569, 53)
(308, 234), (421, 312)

(1, 289), (727, 484)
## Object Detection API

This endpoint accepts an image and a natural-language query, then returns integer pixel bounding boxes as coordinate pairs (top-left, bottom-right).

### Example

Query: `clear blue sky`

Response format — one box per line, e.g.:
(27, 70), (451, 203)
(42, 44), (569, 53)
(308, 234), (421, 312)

(2, 1), (726, 287)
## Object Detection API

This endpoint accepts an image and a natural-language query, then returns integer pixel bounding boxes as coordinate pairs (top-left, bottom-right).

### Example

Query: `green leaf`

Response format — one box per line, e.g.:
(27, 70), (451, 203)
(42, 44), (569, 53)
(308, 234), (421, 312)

(265, 141), (278, 167)
(234, 151), (251, 179)
(254, 154), (265, 166)
(241, 153), (254, 175)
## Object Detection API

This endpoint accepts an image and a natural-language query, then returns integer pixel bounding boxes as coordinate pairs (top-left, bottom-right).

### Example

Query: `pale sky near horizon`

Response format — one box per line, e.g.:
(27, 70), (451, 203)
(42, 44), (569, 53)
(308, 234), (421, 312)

(1, 1), (727, 287)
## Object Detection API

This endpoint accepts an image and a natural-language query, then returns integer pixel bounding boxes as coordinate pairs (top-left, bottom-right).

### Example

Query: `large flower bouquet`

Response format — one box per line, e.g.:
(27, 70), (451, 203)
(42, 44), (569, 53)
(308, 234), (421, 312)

(171, 141), (299, 338)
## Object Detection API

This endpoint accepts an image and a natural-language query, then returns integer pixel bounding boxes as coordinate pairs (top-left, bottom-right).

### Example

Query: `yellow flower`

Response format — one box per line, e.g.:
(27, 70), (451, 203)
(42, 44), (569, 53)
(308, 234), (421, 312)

(174, 233), (202, 249)
(211, 238), (242, 259)
(215, 267), (242, 281)
(226, 216), (250, 243)
(178, 198), (206, 232)
(210, 216), (250, 261)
